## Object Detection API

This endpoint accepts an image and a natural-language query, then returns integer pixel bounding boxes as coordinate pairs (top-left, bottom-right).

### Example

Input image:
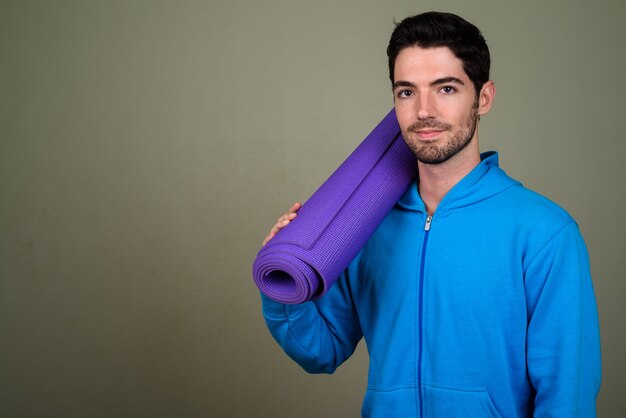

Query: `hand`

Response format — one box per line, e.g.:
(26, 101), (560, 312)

(262, 202), (302, 246)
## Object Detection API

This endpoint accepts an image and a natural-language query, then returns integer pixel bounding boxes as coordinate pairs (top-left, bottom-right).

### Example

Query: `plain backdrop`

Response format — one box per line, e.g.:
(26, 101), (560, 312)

(1, 0), (625, 417)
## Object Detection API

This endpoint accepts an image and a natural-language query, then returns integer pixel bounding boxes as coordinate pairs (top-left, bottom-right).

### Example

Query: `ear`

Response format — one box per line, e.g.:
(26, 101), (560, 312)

(477, 80), (496, 116)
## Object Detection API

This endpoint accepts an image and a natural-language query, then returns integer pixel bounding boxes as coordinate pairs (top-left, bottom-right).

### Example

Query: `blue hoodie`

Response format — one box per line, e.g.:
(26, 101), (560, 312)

(262, 152), (601, 417)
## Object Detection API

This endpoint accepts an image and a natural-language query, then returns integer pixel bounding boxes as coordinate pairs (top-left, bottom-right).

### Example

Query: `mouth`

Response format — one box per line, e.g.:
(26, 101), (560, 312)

(415, 129), (445, 141)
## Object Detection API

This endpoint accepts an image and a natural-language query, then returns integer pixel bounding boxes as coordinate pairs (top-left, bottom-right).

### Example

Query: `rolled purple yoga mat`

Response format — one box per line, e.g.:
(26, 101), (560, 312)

(253, 109), (417, 304)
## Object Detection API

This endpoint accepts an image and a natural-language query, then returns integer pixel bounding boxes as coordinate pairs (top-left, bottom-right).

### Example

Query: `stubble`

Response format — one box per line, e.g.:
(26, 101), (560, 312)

(402, 104), (479, 165)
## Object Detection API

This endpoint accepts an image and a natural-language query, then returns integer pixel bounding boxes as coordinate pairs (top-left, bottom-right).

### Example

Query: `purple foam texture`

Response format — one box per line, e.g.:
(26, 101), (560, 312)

(253, 109), (417, 303)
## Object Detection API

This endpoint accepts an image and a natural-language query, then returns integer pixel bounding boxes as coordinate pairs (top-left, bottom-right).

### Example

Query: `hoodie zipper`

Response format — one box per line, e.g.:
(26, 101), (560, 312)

(417, 214), (432, 418)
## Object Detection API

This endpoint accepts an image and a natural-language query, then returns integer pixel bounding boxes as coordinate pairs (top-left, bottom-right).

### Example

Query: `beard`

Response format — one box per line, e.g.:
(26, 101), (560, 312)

(402, 105), (479, 165)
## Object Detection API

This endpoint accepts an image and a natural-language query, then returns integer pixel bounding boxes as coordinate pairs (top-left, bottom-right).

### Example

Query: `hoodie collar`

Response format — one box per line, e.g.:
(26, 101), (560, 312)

(397, 151), (520, 214)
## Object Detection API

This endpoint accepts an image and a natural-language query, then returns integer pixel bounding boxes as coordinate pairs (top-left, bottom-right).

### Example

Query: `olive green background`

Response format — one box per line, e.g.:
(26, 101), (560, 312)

(1, 0), (624, 417)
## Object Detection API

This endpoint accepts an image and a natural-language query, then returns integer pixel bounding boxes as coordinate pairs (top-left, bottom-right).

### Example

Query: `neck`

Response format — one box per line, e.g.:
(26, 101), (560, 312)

(418, 139), (481, 215)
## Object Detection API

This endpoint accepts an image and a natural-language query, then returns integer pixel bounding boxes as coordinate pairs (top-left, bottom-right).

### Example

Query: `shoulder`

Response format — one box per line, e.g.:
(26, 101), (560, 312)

(493, 181), (585, 268)
(499, 182), (576, 231)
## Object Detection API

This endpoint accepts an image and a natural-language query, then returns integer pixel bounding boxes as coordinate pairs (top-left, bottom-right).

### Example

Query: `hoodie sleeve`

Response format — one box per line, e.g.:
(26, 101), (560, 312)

(524, 221), (602, 417)
(261, 269), (363, 374)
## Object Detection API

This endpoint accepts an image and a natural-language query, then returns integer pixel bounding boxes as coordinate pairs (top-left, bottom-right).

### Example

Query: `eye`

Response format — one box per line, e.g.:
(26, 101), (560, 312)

(440, 86), (457, 94)
(396, 89), (413, 98)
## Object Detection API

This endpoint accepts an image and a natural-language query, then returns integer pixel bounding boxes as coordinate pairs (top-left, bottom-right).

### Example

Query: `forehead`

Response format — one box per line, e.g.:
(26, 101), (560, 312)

(394, 46), (468, 84)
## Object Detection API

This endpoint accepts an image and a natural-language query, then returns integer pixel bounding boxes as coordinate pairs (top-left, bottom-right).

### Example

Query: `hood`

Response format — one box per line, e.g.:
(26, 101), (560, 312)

(397, 151), (520, 215)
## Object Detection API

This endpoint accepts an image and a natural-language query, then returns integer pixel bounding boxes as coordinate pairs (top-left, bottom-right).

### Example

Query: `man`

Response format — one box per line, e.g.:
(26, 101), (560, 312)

(260, 12), (601, 417)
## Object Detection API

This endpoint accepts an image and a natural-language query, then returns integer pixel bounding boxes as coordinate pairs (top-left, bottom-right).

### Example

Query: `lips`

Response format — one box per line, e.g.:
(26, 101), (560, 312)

(415, 129), (444, 140)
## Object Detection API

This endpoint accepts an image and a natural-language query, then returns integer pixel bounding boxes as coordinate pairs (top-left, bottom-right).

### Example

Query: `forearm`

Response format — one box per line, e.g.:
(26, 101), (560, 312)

(262, 294), (339, 373)
(262, 287), (362, 374)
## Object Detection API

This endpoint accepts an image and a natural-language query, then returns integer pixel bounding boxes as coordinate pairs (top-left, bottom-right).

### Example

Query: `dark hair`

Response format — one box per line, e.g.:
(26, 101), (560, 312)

(387, 12), (490, 95)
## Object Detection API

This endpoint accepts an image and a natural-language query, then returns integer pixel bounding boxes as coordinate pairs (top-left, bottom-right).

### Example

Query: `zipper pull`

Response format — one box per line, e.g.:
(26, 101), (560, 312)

(424, 215), (432, 231)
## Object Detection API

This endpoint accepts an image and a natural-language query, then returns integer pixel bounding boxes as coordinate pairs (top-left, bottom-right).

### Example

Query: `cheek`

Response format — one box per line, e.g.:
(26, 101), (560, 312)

(440, 103), (471, 124)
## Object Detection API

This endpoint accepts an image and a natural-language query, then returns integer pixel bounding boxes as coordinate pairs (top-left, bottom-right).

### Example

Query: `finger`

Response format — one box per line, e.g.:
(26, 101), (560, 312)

(278, 210), (293, 223)
(277, 203), (301, 224)
(264, 202), (302, 247)
(277, 219), (291, 228)
(270, 219), (288, 234)
(289, 202), (302, 213)
(276, 212), (297, 225)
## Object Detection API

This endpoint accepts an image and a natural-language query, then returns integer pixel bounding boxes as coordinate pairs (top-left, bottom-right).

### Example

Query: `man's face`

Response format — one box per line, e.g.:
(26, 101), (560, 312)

(393, 46), (488, 165)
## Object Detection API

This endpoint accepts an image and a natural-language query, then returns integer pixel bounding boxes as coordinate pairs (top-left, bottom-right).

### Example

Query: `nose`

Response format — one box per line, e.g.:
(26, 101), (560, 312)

(417, 92), (436, 119)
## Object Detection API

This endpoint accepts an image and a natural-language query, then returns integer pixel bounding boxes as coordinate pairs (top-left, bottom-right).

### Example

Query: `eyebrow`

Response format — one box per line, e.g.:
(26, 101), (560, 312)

(393, 76), (465, 90)
(431, 76), (465, 87)
(393, 80), (416, 90)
